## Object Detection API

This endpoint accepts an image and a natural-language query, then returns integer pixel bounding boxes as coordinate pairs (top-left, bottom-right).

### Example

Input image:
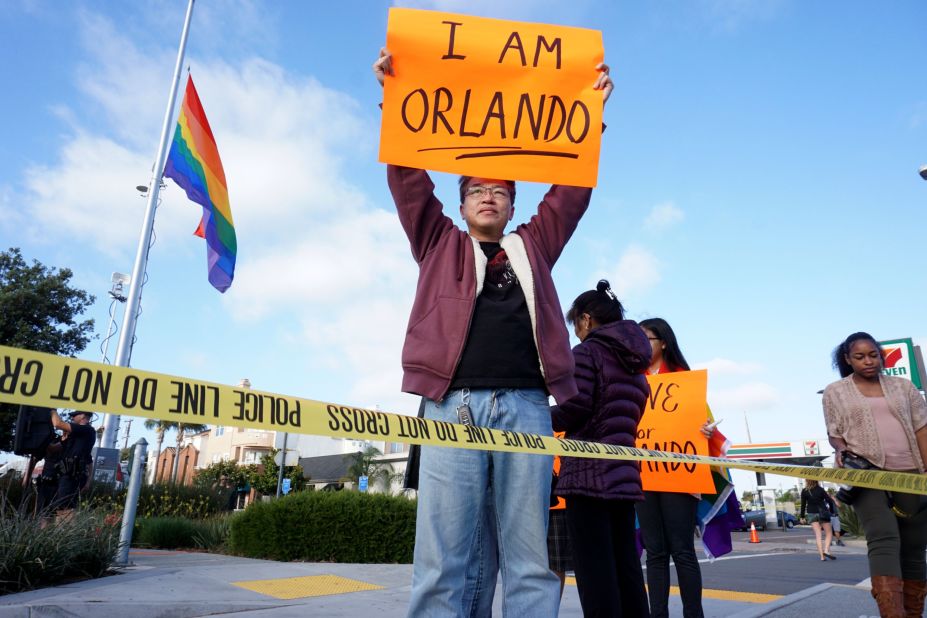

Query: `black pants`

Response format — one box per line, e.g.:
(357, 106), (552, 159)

(52, 475), (85, 510)
(636, 491), (704, 618)
(854, 488), (927, 579)
(566, 495), (649, 618)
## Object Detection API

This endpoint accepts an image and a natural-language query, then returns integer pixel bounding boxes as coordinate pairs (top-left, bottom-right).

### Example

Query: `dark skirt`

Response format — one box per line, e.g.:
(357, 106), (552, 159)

(547, 508), (574, 573)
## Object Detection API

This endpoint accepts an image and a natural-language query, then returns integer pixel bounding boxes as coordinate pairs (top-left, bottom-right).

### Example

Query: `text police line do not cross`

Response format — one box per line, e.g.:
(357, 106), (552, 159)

(3, 345), (927, 496)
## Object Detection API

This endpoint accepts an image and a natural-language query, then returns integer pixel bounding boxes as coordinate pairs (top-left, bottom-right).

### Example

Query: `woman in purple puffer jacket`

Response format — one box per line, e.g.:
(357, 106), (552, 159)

(551, 279), (652, 617)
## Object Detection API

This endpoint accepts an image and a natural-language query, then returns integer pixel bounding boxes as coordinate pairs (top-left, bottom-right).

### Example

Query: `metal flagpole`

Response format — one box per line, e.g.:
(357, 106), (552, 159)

(100, 0), (196, 450)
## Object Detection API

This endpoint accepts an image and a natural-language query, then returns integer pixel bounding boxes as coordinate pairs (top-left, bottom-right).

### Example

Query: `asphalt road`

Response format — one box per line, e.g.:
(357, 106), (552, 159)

(685, 527), (870, 597)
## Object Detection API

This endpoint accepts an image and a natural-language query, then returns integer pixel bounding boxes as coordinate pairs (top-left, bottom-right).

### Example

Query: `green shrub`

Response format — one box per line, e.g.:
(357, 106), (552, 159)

(229, 491), (416, 563)
(135, 516), (201, 549)
(192, 513), (234, 551)
(0, 474), (27, 509)
(0, 500), (121, 594)
(83, 483), (231, 520)
(838, 503), (863, 537)
(134, 514), (235, 550)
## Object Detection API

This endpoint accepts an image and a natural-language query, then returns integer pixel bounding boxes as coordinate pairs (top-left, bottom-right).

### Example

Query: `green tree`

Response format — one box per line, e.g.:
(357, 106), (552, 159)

(251, 449), (305, 496)
(345, 446), (398, 492)
(0, 248), (95, 451)
(194, 459), (256, 490)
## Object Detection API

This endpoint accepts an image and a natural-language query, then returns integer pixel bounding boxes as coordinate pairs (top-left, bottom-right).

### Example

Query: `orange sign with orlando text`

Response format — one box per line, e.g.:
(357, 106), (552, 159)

(638, 370), (715, 494)
(379, 8), (604, 187)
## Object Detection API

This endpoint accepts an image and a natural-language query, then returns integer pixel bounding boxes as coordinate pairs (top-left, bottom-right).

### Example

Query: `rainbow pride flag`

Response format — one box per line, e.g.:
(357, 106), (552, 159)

(164, 75), (236, 292)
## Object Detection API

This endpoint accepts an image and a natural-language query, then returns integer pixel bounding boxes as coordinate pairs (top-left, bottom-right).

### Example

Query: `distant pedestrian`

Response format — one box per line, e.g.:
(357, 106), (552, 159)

(551, 280), (651, 617)
(823, 331), (927, 617)
(799, 479), (837, 560)
(830, 496), (846, 546)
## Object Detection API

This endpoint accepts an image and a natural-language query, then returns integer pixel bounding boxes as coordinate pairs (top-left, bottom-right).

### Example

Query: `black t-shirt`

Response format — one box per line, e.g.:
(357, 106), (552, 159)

(62, 423), (96, 471)
(450, 242), (545, 390)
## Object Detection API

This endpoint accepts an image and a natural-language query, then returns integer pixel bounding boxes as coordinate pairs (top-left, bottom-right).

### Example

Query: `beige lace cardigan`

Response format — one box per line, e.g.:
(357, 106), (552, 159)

(822, 374), (927, 472)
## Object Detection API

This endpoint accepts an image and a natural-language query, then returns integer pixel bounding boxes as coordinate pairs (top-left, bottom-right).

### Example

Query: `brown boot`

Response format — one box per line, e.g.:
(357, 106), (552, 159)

(903, 579), (927, 617)
(871, 575), (905, 618)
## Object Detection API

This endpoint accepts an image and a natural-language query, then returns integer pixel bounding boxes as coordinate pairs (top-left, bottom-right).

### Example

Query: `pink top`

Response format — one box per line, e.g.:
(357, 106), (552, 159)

(868, 396), (918, 471)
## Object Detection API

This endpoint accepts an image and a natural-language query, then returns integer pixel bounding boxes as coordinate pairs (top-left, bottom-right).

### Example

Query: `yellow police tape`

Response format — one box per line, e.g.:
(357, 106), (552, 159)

(2, 344), (925, 495)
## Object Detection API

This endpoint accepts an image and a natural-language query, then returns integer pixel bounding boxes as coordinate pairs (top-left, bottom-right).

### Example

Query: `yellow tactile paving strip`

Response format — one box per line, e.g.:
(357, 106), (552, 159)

(232, 574), (384, 600)
(564, 577), (782, 604)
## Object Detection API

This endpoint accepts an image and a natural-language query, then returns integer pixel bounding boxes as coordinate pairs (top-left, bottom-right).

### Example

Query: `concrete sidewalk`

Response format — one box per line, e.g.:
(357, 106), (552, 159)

(0, 547), (880, 618)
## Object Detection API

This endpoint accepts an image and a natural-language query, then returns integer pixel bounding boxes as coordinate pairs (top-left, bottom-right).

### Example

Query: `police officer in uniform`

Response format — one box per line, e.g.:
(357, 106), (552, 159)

(48, 409), (96, 513)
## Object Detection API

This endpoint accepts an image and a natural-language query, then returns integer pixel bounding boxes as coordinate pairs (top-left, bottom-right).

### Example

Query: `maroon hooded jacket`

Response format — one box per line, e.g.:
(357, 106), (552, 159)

(387, 164), (591, 405)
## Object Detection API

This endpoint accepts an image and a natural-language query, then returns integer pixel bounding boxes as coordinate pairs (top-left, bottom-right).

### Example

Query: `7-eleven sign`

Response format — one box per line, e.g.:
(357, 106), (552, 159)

(803, 440), (820, 456)
(879, 338), (923, 390)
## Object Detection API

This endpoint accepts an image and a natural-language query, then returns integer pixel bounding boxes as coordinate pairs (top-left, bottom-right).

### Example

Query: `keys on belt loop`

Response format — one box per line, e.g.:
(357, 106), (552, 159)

(456, 388), (473, 426)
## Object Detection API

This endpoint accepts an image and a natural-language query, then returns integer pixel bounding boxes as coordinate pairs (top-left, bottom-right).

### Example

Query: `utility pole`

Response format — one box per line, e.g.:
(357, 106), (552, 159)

(122, 419), (133, 451)
(744, 411), (766, 498)
(276, 432), (289, 498)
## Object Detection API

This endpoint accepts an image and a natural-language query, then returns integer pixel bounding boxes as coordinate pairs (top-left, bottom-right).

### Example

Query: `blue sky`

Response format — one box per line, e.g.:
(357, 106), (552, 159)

(1, 0), (925, 491)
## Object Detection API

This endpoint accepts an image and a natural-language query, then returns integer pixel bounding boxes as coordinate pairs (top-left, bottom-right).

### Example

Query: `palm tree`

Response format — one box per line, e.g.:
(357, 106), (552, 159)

(144, 419), (176, 484)
(346, 446), (394, 492)
(169, 422), (208, 484)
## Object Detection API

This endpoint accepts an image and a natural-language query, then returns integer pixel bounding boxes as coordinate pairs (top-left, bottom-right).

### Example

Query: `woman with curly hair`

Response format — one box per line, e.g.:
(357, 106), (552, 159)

(824, 331), (927, 617)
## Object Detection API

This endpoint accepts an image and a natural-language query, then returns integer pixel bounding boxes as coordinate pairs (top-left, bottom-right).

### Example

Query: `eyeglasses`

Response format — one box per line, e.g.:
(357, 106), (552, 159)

(647, 337), (661, 341)
(465, 185), (510, 200)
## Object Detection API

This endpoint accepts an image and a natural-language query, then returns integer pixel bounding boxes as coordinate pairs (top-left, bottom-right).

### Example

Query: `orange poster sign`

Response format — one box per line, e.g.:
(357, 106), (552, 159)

(380, 8), (604, 187)
(638, 370), (715, 494)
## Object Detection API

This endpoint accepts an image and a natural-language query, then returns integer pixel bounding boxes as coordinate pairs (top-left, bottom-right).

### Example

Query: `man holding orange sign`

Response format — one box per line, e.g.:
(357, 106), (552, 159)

(374, 8), (612, 616)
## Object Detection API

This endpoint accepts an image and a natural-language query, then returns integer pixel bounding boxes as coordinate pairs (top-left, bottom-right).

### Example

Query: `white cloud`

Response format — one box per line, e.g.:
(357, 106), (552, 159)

(598, 244), (660, 299)
(644, 201), (684, 231)
(228, 209), (415, 321)
(18, 22), (375, 261)
(709, 381), (780, 411)
(697, 0), (786, 32)
(694, 357), (763, 376)
(301, 295), (420, 415)
(21, 133), (189, 258)
(10, 7), (419, 421)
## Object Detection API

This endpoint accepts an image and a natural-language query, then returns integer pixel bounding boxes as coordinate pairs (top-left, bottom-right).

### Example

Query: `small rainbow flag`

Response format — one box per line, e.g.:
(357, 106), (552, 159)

(164, 75), (236, 293)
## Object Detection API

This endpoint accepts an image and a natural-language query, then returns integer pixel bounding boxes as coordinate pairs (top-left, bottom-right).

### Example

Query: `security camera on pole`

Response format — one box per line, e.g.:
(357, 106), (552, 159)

(98, 272), (129, 446)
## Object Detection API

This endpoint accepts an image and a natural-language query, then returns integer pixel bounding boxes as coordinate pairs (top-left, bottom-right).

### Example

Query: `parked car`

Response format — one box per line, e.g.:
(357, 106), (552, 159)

(739, 509), (767, 531)
(777, 511), (799, 529)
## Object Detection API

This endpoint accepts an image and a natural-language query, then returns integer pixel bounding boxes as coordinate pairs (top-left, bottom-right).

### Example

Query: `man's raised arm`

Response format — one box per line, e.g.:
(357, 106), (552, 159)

(376, 47), (455, 262)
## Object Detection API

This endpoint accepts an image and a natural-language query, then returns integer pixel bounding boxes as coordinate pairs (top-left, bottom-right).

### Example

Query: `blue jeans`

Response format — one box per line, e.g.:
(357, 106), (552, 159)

(408, 388), (559, 617)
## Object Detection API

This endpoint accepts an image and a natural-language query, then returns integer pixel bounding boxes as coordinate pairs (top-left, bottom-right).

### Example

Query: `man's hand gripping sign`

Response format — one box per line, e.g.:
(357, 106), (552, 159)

(376, 8), (608, 188)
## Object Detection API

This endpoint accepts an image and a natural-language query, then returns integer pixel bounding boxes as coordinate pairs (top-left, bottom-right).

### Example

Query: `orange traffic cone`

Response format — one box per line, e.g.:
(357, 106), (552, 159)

(749, 522), (761, 544)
